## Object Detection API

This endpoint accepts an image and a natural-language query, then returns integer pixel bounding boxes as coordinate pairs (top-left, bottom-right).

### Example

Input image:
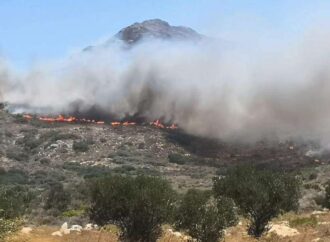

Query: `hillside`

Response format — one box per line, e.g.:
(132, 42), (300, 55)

(83, 19), (203, 51)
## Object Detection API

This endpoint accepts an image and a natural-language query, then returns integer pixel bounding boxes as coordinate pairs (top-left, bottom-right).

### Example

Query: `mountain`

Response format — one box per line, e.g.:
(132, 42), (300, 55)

(83, 19), (203, 51)
(114, 19), (202, 44)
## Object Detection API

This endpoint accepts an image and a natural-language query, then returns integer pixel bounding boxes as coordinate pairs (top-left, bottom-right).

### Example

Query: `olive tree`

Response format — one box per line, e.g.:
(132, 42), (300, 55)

(175, 189), (237, 242)
(89, 175), (176, 242)
(213, 165), (301, 238)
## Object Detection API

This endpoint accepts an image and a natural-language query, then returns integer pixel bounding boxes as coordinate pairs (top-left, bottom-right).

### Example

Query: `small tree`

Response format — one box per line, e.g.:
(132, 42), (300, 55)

(0, 185), (32, 219)
(89, 175), (177, 242)
(175, 189), (237, 242)
(0, 185), (31, 239)
(44, 182), (71, 212)
(213, 165), (301, 238)
(325, 181), (330, 209)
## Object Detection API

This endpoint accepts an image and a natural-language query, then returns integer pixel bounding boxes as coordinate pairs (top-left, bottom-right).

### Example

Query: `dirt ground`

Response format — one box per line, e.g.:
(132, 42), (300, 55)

(6, 212), (330, 242)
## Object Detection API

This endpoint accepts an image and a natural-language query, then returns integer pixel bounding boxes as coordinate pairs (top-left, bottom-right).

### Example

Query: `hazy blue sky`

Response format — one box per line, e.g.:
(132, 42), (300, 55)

(1, 0), (330, 69)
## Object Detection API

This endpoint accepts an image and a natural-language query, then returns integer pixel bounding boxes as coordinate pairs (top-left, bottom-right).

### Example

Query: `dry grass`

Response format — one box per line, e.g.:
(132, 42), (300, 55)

(6, 212), (330, 242)
(6, 226), (118, 242)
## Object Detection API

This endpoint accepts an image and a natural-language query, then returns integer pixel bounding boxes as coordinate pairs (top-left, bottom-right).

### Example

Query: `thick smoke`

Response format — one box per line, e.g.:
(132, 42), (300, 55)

(0, 59), (11, 102)
(3, 29), (330, 145)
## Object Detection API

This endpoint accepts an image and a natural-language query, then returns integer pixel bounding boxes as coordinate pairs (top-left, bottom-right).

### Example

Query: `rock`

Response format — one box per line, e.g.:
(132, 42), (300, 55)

(268, 222), (299, 237)
(84, 223), (98, 230)
(312, 238), (321, 242)
(84, 223), (93, 230)
(173, 231), (182, 237)
(60, 222), (70, 235)
(70, 225), (82, 232)
(312, 210), (328, 215)
(21, 227), (32, 234)
(49, 143), (58, 149)
(51, 231), (63, 237)
(318, 221), (330, 225)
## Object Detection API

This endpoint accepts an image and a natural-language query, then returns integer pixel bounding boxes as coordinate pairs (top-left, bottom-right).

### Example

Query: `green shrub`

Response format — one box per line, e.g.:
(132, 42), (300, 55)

(213, 165), (301, 238)
(175, 189), (237, 242)
(6, 148), (29, 162)
(0, 185), (33, 219)
(0, 218), (23, 240)
(63, 162), (112, 178)
(0, 184), (28, 239)
(62, 208), (86, 218)
(0, 170), (29, 185)
(89, 175), (177, 242)
(289, 215), (317, 228)
(73, 140), (89, 152)
(168, 153), (188, 165)
(39, 157), (51, 165)
(13, 114), (28, 123)
(44, 182), (71, 212)
(325, 181), (330, 209)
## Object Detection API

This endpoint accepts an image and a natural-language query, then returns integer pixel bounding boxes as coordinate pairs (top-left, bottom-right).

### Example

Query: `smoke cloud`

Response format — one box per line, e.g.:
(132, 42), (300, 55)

(3, 28), (330, 146)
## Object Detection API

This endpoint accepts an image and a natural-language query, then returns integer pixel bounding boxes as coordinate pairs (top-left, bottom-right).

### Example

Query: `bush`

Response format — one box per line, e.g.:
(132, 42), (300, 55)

(213, 165), (301, 238)
(62, 208), (86, 218)
(73, 140), (89, 152)
(89, 175), (177, 242)
(289, 215), (317, 228)
(44, 182), (71, 212)
(325, 181), (330, 209)
(0, 218), (23, 240)
(0, 185), (33, 219)
(168, 153), (188, 165)
(0, 185), (29, 239)
(175, 189), (237, 242)
(0, 169), (29, 185)
(6, 148), (29, 162)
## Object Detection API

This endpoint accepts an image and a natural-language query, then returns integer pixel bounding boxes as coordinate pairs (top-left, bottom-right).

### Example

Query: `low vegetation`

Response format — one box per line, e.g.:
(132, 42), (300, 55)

(213, 165), (301, 238)
(89, 175), (177, 242)
(323, 181), (330, 209)
(0, 185), (32, 239)
(73, 140), (90, 152)
(44, 182), (71, 214)
(289, 215), (318, 228)
(175, 189), (237, 242)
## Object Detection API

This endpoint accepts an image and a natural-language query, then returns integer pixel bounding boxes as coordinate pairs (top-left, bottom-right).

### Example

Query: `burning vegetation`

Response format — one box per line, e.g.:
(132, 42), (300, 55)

(22, 113), (177, 129)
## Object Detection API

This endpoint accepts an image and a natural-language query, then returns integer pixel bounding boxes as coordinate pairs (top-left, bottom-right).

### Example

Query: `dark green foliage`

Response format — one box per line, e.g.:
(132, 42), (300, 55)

(63, 162), (112, 179)
(39, 157), (51, 165)
(6, 148), (29, 162)
(41, 131), (79, 142)
(89, 175), (177, 242)
(73, 140), (89, 152)
(309, 173), (318, 180)
(13, 114), (28, 123)
(0, 185), (33, 219)
(0, 169), (29, 185)
(325, 181), (330, 209)
(213, 165), (301, 238)
(175, 189), (237, 242)
(168, 153), (189, 165)
(0, 184), (30, 239)
(44, 182), (71, 212)
(289, 215), (317, 228)
(167, 131), (223, 158)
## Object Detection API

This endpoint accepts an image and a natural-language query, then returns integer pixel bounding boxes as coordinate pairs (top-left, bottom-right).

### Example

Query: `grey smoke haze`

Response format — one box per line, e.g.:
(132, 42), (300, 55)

(2, 28), (330, 145)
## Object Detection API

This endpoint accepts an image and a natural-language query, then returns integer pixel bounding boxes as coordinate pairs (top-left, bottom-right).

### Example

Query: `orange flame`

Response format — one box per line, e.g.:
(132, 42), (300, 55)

(111, 122), (121, 127)
(23, 114), (33, 120)
(150, 119), (177, 129)
(123, 121), (136, 126)
(23, 114), (177, 129)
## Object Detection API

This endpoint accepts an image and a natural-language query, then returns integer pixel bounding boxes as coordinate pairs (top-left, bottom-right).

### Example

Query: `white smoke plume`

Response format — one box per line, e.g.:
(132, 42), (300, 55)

(3, 28), (330, 146)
